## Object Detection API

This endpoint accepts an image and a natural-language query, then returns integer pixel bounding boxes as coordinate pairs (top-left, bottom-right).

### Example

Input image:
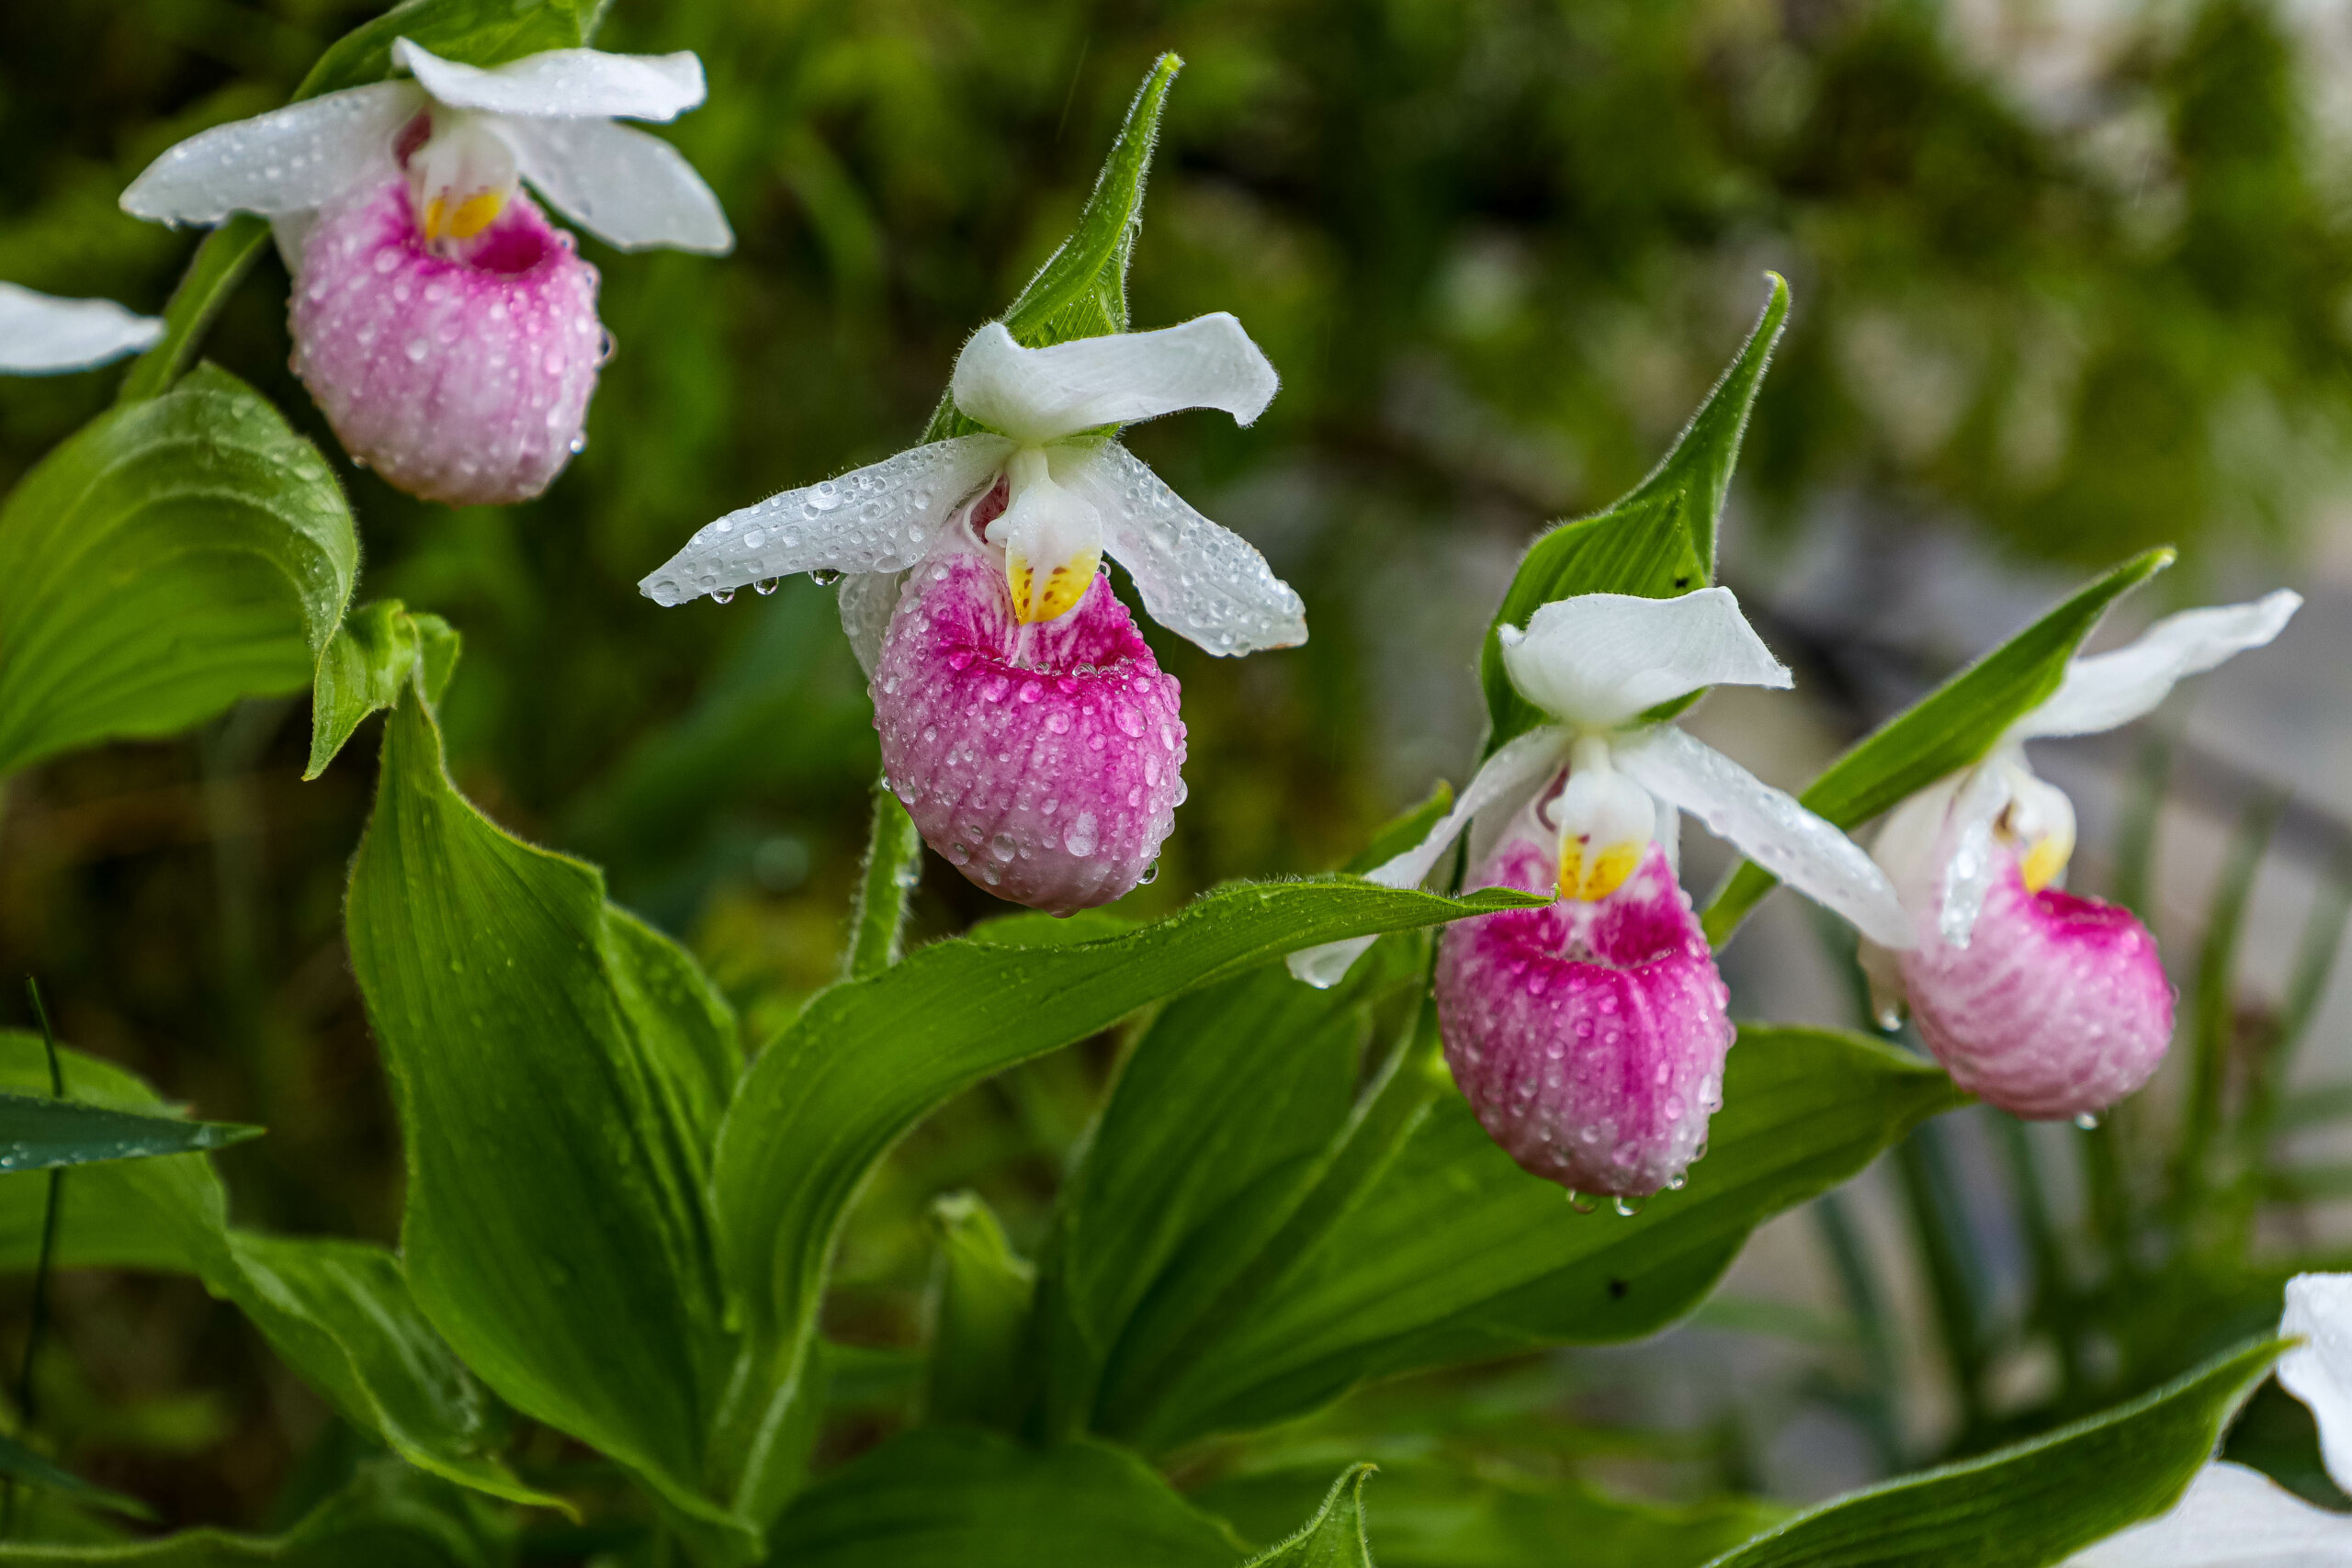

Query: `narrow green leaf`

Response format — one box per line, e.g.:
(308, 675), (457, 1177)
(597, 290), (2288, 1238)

(1704, 1337), (2284, 1567)
(2173, 795), (2280, 1231)
(1103, 1025), (1966, 1450)
(345, 690), (750, 1547)
(1241, 1465), (1376, 1568)
(0, 1093), (257, 1174)
(0, 1430), (153, 1522)
(0, 366), (357, 777)
(705, 876), (1541, 1525)
(923, 53), (1182, 440)
(767, 1427), (1245, 1567)
(923, 1192), (1037, 1431)
(111, 220), (272, 407)
(846, 788), (926, 978)
(1701, 546), (2177, 945)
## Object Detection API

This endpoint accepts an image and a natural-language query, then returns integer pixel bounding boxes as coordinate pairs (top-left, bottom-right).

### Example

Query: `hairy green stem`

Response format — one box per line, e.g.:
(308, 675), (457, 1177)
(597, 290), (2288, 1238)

(845, 784), (924, 980)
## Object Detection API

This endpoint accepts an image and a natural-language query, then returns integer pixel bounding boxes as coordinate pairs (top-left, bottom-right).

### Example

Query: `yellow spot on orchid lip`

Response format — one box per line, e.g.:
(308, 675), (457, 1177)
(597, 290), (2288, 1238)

(2019, 833), (2069, 894)
(1558, 838), (1644, 903)
(423, 189), (505, 243)
(1006, 547), (1101, 625)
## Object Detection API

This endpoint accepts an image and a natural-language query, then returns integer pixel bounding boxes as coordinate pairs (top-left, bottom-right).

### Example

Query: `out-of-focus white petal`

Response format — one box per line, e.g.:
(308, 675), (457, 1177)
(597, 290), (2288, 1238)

(1498, 588), (1791, 731)
(120, 82), (422, 224)
(2281, 1272), (2352, 1494)
(496, 115), (731, 254)
(839, 570), (907, 678)
(392, 39), (706, 122)
(2064, 1462), (2352, 1566)
(0, 284), (162, 374)
(639, 435), (1012, 606)
(1066, 443), (1306, 657)
(950, 314), (1279, 445)
(2018, 590), (2302, 739)
(1287, 728), (1572, 988)
(1615, 726), (1914, 949)
(1938, 761), (2018, 948)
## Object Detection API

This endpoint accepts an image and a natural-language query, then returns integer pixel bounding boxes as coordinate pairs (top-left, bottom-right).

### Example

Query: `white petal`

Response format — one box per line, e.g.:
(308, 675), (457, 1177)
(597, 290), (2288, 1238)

(120, 82), (422, 224)
(1287, 728), (1571, 987)
(1498, 588), (1791, 730)
(2281, 1272), (2352, 1493)
(2064, 1462), (2352, 1567)
(839, 570), (908, 678)
(2018, 590), (2302, 739)
(1068, 444), (1306, 657)
(949, 314), (1279, 445)
(640, 436), (1011, 605)
(0, 284), (162, 374)
(1615, 726), (1914, 949)
(498, 115), (731, 253)
(393, 39), (706, 122)
(1938, 761), (2018, 948)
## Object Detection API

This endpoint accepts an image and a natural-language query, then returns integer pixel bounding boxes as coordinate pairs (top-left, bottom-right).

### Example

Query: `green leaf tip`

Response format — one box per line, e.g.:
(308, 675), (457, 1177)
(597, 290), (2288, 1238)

(305, 600), (462, 780)
(1243, 1462), (1378, 1567)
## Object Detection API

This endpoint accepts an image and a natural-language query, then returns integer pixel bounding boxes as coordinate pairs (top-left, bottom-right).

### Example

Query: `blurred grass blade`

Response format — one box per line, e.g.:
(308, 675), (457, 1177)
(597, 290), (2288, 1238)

(2109, 733), (2174, 922)
(922, 1192), (1036, 1431)
(0, 366), (357, 778)
(2275, 851), (2352, 1071)
(0, 1093), (258, 1174)
(1242, 1465), (1376, 1568)
(1702, 546), (2176, 945)
(0, 1429), (152, 1521)
(766, 1427), (1247, 1567)
(1704, 1336), (2284, 1567)
(2169, 795), (2278, 1230)
(705, 877), (1540, 1524)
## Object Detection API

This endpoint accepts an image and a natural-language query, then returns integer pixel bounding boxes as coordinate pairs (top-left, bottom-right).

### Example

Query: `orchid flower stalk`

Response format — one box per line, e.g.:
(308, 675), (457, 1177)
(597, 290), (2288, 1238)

(640, 316), (1306, 914)
(0, 284), (164, 375)
(1295, 589), (1913, 1198)
(1866, 591), (2301, 1121)
(120, 39), (730, 505)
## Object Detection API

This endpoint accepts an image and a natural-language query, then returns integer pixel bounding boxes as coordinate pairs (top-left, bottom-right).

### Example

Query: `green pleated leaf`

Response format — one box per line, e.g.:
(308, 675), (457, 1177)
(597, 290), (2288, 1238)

(0, 1431), (153, 1522)
(1241, 1465), (1376, 1568)
(923, 1193), (1037, 1431)
(1480, 276), (1787, 753)
(1706, 1336), (2283, 1567)
(766, 1427), (1246, 1568)
(345, 685), (750, 1551)
(1102, 1025), (1965, 1450)
(0, 1093), (257, 1175)
(0, 1035), (554, 1512)
(706, 877), (1540, 1526)
(1699, 546), (2176, 945)
(0, 365), (356, 776)
(923, 53), (1182, 440)
(305, 601), (458, 780)
(0, 1460), (504, 1566)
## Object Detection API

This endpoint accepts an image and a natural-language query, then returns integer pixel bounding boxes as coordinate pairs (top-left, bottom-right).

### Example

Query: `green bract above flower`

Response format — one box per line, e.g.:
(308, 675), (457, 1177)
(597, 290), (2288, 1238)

(0, 282), (163, 375)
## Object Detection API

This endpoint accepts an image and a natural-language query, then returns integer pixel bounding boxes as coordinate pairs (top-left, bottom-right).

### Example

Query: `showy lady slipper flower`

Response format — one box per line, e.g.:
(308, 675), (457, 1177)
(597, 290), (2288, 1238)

(1292, 590), (1914, 1199)
(0, 283), (163, 374)
(1864, 591), (2301, 1122)
(639, 315), (1306, 913)
(121, 39), (730, 505)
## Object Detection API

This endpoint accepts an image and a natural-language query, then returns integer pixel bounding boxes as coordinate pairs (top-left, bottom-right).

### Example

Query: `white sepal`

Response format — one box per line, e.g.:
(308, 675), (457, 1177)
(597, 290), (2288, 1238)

(2018, 590), (2302, 740)
(1937, 761), (2018, 948)
(1498, 588), (1791, 731)
(1613, 725), (1914, 949)
(1070, 442), (1307, 657)
(497, 115), (732, 253)
(2063, 1461), (2352, 1566)
(0, 284), (163, 374)
(1287, 727), (1572, 988)
(2280, 1272), (2352, 1495)
(119, 81), (422, 224)
(838, 570), (908, 678)
(950, 314), (1279, 446)
(639, 434), (1012, 605)
(392, 39), (707, 122)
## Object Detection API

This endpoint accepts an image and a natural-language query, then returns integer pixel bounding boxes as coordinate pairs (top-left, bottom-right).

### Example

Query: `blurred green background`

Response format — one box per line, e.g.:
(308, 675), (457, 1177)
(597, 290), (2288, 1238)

(5, 0), (2351, 1535)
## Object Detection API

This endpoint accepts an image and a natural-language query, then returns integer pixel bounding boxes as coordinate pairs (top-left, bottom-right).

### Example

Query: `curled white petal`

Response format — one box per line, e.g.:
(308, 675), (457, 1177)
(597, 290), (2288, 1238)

(2281, 1271), (2352, 1495)
(1938, 761), (2018, 948)
(2018, 590), (2302, 740)
(2064, 1461), (2352, 1566)
(393, 39), (706, 122)
(1287, 728), (1571, 988)
(497, 116), (731, 253)
(950, 314), (1279, 445)
(1067, 443), (1306, 657)
(639, 435), (1012, 605)
(839, 570), (908, 678)
(120, 82), (422, 225)
(1498, 588), (1791, 731)
(1615, 726), (1913, 949)
(0, 284), (162, 374)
